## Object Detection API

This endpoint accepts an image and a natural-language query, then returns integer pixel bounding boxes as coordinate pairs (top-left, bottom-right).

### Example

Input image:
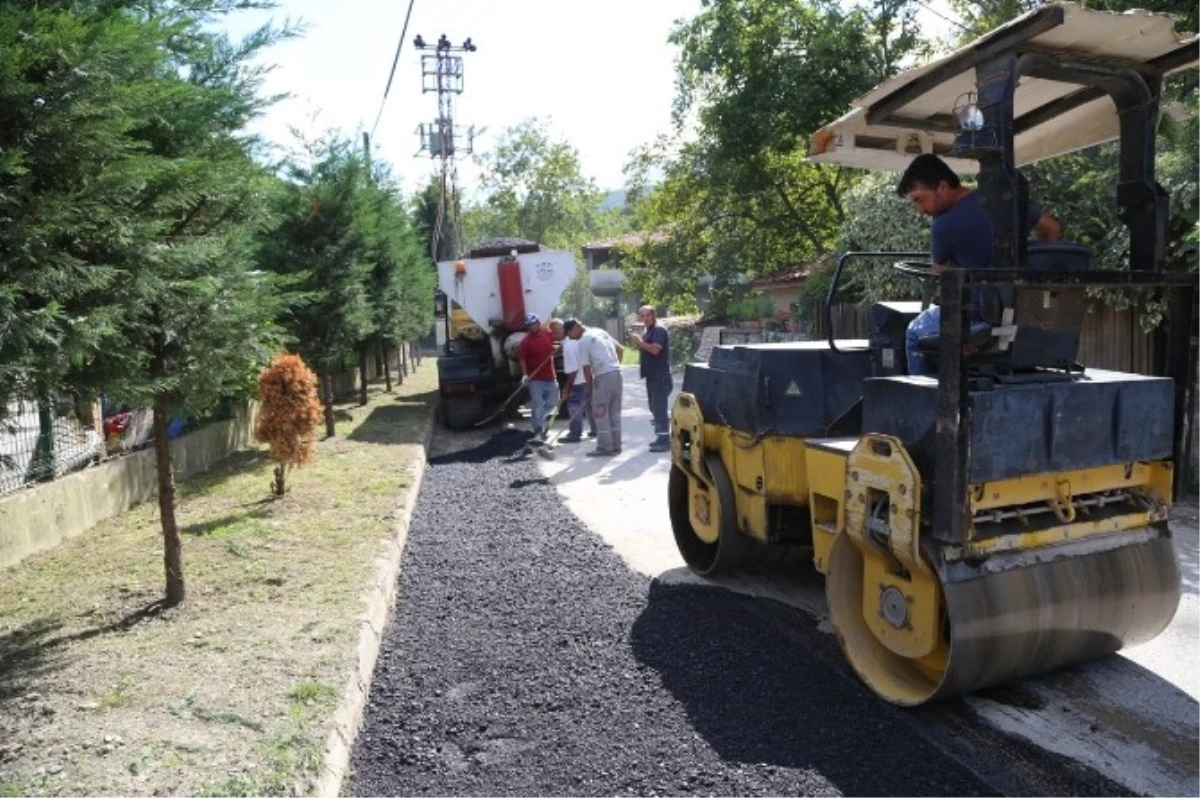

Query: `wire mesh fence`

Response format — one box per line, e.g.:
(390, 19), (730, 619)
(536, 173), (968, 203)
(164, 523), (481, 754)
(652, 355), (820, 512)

(1, 399), (106, 497)
(1, 398), (178, 499)
(1, 341), (427, 499)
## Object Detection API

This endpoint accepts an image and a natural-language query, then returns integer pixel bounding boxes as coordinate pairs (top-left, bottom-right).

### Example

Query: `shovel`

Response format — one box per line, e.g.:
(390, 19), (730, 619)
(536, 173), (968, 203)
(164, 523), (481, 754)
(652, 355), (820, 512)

(472, 351), (556, 428)
(534, 394), (591, 461)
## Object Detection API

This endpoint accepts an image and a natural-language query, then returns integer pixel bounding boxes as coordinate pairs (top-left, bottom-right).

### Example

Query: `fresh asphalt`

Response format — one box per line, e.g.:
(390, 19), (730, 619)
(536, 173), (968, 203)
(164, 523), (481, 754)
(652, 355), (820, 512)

(344, 368), (1139, 796)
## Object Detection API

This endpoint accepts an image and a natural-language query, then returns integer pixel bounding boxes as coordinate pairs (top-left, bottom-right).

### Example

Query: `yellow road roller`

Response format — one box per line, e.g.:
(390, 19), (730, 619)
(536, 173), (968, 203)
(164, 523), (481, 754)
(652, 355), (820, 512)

(667, 3), (1198, 705)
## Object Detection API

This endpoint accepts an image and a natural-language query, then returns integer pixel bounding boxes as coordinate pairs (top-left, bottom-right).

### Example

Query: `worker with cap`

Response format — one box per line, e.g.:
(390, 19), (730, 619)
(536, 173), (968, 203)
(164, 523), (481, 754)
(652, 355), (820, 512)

(516, 312), (558, 442)
(563, 318), (625, 456)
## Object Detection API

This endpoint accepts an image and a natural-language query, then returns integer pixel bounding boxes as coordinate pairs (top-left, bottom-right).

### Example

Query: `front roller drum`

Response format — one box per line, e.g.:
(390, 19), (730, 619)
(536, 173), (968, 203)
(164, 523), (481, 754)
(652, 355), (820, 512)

(668, 455), (804, 576)
(827, 531), (1181, 705)
(668, 455), (748, 576)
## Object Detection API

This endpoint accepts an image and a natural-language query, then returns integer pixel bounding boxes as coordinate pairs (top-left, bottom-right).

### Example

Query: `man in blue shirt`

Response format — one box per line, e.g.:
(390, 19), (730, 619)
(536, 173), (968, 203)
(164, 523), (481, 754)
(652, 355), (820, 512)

(630, 305), (673, 452)
(896, 154), (1061, 375)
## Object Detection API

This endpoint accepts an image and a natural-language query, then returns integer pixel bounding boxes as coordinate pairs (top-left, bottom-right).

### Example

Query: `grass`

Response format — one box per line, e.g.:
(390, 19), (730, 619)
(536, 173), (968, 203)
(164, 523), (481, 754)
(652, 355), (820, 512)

(0, 362), (438, 797)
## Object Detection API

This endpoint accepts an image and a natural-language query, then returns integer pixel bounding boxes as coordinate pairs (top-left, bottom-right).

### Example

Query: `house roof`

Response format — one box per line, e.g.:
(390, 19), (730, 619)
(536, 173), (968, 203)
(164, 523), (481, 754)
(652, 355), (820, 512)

(752, 264), (809, 288)
(582, 231), (669, 252)
(751, 254), (835, 288)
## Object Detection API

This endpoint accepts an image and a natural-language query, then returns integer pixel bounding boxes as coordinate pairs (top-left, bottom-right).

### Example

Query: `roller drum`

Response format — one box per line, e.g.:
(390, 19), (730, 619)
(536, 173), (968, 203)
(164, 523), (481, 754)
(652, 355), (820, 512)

(828, 529), (1181, 705)
(935, 532), (1181, 700)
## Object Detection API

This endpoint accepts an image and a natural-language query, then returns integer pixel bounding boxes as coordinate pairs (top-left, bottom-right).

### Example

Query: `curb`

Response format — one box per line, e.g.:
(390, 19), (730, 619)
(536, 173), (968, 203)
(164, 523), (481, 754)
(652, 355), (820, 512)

(316, 410), (436, 798)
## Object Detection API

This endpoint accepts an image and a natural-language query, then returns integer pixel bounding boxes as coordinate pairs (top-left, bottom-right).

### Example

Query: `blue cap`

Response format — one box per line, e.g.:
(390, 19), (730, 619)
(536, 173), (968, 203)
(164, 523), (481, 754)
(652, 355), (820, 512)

(524, 312), (540, 326)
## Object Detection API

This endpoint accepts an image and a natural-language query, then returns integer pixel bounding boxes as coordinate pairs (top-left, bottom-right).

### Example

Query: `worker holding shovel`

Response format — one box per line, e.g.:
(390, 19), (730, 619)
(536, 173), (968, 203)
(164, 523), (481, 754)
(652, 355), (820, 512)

(562, 318), (624, 457)
(516, 313), (558, 444)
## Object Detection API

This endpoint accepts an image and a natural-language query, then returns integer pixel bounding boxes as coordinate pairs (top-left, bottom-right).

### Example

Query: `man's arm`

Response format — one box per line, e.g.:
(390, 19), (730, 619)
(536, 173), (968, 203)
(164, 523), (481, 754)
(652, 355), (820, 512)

(630, 332), (662, 357)
(516, 339), (530, 379)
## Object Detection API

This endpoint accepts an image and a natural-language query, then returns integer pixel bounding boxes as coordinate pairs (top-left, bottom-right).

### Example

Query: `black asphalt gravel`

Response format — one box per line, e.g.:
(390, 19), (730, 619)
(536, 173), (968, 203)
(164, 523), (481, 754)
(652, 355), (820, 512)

(344, 428), (1124, 797)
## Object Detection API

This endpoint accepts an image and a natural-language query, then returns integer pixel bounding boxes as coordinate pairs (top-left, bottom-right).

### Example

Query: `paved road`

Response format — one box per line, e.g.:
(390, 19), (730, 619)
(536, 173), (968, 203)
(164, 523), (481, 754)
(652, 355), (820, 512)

(344, 363), (1197, 796)
(535, 365), (1200, 797)
(348, 397), (1130, 796)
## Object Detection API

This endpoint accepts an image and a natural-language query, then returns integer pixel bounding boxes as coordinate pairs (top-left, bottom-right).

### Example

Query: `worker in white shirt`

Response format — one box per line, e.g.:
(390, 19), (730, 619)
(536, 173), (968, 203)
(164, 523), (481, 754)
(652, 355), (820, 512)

(549, 319), (597, 443)
(562, 318), (624, 457)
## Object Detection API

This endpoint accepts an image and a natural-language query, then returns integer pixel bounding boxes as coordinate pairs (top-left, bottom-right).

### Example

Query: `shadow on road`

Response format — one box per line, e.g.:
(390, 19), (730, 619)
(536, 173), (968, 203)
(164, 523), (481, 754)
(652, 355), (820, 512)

(628, 579), (993, 796)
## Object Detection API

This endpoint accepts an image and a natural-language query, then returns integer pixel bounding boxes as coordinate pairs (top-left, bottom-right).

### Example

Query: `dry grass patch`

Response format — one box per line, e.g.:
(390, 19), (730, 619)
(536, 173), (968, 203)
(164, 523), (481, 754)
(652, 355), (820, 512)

(0, 364), (438, 797)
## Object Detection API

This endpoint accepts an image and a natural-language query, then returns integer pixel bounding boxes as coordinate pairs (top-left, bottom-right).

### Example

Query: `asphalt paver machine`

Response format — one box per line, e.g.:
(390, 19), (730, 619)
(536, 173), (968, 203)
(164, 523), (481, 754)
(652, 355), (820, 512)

(667, 2), (1199, 705)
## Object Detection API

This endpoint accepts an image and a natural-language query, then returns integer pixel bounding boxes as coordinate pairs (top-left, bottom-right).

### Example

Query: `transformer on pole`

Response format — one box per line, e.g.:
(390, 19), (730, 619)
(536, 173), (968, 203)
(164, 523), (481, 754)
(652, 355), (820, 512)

(413, 33), (479, 260)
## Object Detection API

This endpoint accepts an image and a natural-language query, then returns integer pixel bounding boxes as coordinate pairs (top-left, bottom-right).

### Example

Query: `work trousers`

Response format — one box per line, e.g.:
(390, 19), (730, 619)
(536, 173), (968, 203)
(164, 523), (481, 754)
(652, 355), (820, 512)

(567, 383), (596, 438)
(528, 379), (558, 435)
(645, 375), (674, 439)
(591, 370), (624, 452)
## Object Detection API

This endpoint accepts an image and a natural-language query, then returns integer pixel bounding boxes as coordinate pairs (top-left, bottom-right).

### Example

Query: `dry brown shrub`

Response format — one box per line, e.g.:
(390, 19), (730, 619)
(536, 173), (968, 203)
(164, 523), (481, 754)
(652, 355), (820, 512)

(255, 352), (324, 495)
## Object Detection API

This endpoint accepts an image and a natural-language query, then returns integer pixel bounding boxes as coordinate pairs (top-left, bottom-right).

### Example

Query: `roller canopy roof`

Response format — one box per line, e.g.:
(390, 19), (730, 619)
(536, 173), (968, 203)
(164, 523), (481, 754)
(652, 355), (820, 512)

(808, 2), (1199, 173)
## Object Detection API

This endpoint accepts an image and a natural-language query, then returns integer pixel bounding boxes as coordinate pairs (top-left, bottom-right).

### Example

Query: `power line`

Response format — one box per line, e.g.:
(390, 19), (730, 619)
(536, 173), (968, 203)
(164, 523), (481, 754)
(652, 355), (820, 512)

(916, 0), (974, 37)
(370, 0), (419, 140)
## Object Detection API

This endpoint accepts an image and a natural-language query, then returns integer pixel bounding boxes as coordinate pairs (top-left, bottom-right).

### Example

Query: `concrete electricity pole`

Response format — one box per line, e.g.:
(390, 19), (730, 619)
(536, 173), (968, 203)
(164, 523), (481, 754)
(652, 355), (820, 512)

(413, 34), (479, 262)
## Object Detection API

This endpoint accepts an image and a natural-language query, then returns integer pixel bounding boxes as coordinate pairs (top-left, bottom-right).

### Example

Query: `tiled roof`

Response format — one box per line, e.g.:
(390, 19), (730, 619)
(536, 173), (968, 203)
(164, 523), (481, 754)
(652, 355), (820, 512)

(582, 231), (669, 251)
(751, 253), (835, 287)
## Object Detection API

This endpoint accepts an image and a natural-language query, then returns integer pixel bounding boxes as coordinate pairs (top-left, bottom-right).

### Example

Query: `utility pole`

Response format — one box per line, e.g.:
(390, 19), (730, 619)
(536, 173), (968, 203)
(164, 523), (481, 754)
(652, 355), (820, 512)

(413, 33), (479, 261)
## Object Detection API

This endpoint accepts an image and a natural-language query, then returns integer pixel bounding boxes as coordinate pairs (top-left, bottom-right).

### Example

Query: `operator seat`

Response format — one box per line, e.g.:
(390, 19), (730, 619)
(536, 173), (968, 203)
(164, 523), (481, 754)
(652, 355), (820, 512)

(913, 242), (1091, 374)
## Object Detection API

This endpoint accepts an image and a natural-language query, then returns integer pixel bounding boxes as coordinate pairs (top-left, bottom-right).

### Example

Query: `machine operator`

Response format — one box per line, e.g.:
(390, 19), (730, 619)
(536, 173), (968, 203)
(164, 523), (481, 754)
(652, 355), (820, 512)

(896, 154), (1061, 376)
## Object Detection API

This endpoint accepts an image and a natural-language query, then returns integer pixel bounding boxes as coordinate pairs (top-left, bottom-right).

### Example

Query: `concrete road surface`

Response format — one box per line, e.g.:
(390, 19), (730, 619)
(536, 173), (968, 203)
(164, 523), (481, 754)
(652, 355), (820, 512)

(535, 365), (1199, 797)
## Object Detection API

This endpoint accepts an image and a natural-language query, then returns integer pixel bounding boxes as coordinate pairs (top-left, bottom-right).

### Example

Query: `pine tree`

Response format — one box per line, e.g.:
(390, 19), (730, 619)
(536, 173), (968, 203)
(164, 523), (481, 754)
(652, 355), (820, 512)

(1, 1), (294, 605)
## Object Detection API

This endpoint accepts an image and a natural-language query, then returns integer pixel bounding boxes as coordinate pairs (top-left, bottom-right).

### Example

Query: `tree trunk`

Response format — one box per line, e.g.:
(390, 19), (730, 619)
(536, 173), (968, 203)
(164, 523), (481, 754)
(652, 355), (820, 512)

(383, 343), (393, 392)
(374, 342), (384, 379)
(322, 370), (336, 438)
(401, 341), (409, 377)
(358, 345), (369, 406)
(153, 394), (185, 606)
(272, 464), (286, 496)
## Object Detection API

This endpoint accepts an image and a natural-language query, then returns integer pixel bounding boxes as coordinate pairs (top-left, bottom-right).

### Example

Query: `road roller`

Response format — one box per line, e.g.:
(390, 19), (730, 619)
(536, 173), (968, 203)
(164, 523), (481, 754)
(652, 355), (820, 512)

(667, 3), (1198, 705)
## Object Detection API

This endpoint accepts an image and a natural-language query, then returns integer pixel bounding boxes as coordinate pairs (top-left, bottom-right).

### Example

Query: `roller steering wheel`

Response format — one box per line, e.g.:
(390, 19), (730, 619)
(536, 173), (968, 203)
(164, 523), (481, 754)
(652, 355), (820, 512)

(892, 260), (938, 310)
(892, 259), (938, 281)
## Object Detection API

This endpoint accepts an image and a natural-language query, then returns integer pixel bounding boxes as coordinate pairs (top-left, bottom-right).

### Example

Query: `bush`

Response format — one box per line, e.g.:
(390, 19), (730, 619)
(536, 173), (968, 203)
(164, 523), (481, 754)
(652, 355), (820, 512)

(254, 353), (324, 496)
(670, 328), (700, 367)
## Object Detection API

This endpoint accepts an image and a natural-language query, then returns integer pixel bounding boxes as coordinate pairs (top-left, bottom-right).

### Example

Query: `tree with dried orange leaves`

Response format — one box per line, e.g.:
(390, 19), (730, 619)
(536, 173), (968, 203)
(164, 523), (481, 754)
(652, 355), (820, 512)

(255, 353), (324, 496)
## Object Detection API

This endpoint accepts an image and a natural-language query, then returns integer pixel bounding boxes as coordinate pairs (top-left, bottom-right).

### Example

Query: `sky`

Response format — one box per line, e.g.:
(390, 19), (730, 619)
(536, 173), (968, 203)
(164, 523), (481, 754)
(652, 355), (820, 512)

(222, 0), (706, 198)
(221, 0), (957, 200)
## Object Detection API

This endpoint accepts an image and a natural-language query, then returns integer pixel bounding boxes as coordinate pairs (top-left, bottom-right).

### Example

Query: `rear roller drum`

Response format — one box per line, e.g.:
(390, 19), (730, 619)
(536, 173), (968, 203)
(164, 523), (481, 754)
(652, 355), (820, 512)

(668, 455), (747, 576)
(669, 454), (806, 576)
(826, 530), (1181, 705)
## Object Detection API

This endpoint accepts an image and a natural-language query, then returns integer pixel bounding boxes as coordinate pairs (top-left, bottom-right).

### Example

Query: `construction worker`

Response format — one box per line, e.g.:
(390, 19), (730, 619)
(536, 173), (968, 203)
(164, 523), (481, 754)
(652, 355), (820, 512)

(563, 318), (624, 456)
(896, 154), (1061, 375)
(549, 318), (597, 443)
(516, 312), (558, 442)
(630, 305), (672, 452)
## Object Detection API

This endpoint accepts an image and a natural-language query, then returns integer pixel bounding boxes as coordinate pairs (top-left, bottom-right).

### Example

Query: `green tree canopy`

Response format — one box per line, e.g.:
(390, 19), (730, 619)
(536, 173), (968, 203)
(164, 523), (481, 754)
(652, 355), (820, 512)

(1, 0), (293, 605)
(625, 0), (928, 313)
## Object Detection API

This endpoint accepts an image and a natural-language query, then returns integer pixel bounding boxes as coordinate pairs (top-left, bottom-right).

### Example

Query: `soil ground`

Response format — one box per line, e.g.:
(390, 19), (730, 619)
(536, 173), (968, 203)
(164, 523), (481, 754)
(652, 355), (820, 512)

(0, 363), (436, 798)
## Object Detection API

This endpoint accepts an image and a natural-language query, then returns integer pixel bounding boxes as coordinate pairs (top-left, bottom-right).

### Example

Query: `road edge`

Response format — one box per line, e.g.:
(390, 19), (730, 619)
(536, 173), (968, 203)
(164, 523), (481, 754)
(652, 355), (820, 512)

(316, 410), (435, 798)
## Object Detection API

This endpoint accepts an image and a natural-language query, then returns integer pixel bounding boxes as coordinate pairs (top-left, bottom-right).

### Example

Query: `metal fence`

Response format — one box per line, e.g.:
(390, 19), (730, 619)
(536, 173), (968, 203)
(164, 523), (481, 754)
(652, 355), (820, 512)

(2, 400), (101, 497)
(1, 343), (426, 499)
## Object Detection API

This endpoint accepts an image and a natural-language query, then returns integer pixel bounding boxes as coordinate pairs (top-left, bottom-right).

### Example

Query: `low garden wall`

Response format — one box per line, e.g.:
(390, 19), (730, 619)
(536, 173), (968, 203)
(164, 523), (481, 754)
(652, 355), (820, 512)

(0, 403), (258, 570)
